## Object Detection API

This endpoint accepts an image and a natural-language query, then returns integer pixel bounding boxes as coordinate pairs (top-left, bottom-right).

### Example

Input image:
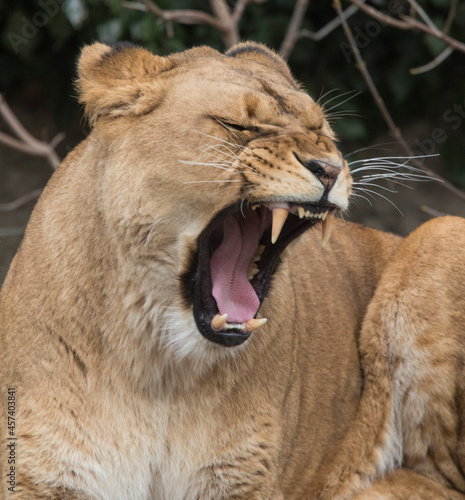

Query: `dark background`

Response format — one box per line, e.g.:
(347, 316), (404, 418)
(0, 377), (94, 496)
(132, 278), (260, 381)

(1, 0), (465, 284)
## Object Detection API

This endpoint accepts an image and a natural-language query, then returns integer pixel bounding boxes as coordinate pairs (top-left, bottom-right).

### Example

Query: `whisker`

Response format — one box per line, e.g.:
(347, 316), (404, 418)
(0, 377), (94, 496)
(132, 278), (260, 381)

(349, 192), (373, 206)
(214, 117), (242, 142)
(208, 142), (243, 160)
(355, 171), (433, 182)
(349, 153), (439, 167)
(321, 89), (361, 110)
(354, 177), (415, 190)
(344, 141), (402, 158)
(353, 187), (404, 215)
(351, 163), (432, 176)
(316, 87), (341, 106)
(353, 181), (400, 193)
(178, 160), (236, 172)
(352, 169), (434, 182)
(198, 147), (235, 164)
(325, 110), (358, 117)
(191, 129), (243, 148)
(183, 180), (241, 184)
(324, 91), (362, 113)
(196, 128), (252, 159)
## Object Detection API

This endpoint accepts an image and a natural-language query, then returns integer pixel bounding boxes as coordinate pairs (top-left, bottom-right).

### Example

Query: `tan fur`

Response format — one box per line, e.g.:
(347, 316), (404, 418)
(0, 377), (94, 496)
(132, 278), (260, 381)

(1, 42), (465, 499)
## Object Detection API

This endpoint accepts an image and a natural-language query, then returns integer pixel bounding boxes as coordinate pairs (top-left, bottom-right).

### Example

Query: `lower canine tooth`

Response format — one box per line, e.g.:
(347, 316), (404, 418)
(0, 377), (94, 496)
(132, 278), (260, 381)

(245, 318), (268, 332)
(322, 211), (328, 221)
(271, 208), (289, 244)
(322, 213), (335, 248)
(211, 313), (228, 331)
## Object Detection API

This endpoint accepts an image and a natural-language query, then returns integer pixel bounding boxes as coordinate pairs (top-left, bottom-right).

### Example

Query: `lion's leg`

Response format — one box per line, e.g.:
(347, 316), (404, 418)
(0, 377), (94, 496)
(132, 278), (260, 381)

(351, 469), (465, 500)
(363, 216), (465, 494)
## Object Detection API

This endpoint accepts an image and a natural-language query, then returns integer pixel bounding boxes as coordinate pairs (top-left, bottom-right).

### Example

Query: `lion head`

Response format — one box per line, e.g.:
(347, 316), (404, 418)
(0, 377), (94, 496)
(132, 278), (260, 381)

(77, 41), (352, 355)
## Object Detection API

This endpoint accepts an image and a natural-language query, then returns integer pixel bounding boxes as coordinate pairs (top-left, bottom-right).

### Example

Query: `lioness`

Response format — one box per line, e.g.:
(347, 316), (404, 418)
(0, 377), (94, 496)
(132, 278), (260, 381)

(1, 41), (465, 499)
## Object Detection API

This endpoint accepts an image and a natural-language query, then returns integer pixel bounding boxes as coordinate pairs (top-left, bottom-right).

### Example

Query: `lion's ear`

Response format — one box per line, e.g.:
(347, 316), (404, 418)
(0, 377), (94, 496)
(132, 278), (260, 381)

(226, 42), (296, 85)
(77, 42), (174, 125)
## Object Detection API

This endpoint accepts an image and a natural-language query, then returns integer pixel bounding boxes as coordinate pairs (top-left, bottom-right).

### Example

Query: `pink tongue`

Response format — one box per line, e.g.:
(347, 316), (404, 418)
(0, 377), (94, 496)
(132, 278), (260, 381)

(210, 213), (261, 323)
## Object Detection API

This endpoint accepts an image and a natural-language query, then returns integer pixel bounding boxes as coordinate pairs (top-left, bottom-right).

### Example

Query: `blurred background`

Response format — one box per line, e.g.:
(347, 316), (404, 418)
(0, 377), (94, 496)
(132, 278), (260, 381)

(1, 0), (465, 284)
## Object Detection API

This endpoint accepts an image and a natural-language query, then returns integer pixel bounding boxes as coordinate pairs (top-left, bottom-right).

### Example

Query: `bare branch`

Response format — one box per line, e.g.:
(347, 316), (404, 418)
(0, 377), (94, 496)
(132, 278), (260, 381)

(421, 205), (446, 218)
(299, 2), (363, 42)
(208, 0), (239, 48)
(349, 0), (408, 29)
(333, 0), (465, 202)
(123, 0), (259, 48)
(0, 189), (43, 211)
(0, 94), (61, 169)
(121, 1), (146, 12)
(410, 46), (453, 75)
(443, 0), (457, 35)
(350, 0), (465, 55)
(0, 227), (25, 237)
(399, 14), (465, 55)
(232, 0), (250, 24)
(280, 0), (310, 60)
(0, 131), (43, 155)
(406, 0), (441, 36)
(138, 0), (225, 31)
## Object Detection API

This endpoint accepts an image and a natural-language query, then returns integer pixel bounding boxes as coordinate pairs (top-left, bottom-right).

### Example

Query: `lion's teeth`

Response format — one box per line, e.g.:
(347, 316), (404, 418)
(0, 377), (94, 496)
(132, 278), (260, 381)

(297, 207), (305, 219)
(252, 254), (261, 263)
(322, 213), (335, 248)
(271, 208), (289, 244)
(247, 264), (260, 280)
(305, 210), (311, 218)
(211, 313), (228, 331)
(251, 204), (259, 210)
(245, 318), (268, 332)
(321, 211), (328, 221)
(223, 322), (246, 331)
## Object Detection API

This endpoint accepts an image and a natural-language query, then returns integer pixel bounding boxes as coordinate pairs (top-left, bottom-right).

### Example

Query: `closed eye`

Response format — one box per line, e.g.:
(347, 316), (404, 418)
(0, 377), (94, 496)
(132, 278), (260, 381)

(212, 116), (258, 134)
(224, 122), (253, 132)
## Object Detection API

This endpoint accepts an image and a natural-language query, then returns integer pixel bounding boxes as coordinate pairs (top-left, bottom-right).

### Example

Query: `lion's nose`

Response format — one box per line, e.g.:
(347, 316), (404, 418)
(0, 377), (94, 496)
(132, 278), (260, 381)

(293, 152), (341, 192)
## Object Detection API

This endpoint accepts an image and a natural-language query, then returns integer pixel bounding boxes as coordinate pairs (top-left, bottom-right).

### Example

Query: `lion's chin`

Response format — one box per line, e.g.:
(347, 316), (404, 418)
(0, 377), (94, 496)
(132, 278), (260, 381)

(181, 200), (338, 347)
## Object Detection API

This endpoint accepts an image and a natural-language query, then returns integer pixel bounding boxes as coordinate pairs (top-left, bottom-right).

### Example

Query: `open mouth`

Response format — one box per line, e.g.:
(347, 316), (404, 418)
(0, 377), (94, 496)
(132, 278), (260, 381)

(182, 201), (338, 347)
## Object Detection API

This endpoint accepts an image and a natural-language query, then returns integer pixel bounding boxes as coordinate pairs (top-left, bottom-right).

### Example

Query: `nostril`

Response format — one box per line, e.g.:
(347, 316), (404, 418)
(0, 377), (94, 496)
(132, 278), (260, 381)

(293, 152), (325, 177)
(307, 161), (325, 177)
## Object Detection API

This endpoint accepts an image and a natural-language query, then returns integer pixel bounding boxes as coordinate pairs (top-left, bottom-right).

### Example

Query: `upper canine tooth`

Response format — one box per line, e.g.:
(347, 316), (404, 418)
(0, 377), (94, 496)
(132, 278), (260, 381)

(271, 208), (289, 244)
(321, 211), (328, 221)
(211, 313), (228, 331)
(297, 207), (305, 219)
(322, 213), (335, 248)
(251, 205), (259, 210)
(245, 318), (268, 332)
